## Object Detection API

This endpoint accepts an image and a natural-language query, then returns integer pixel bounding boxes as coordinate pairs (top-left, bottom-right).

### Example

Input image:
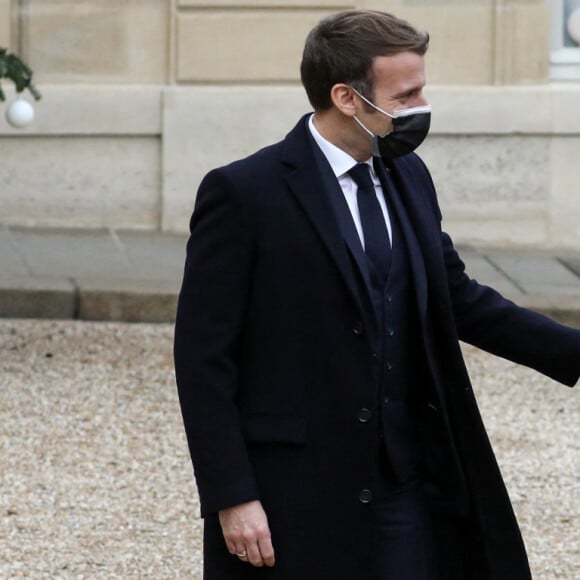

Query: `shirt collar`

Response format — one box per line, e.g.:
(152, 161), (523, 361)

(308, 114), (376, 180)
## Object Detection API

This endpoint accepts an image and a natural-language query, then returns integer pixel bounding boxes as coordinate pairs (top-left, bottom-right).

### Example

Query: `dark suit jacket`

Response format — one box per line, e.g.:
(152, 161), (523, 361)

(174, 115), (580, 580)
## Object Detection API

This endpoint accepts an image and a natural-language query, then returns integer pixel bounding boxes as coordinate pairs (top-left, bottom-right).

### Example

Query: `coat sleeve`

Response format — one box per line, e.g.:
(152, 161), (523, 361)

(174, 168), (260, 517)
(442, 235), (580, 386)
(407, 153), (580, 387)
(442, 234), (580, 386)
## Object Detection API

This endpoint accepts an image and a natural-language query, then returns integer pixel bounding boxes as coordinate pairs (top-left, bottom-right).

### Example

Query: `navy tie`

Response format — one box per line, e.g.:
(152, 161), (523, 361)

(349, 163), (392, 283)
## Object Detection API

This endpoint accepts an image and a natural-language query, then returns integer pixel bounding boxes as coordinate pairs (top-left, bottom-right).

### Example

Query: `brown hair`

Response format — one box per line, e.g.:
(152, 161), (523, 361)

(300, 10), (429, 110)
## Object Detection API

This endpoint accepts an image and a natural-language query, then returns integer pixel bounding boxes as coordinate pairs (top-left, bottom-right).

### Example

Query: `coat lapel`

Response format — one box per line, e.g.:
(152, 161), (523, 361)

(281, 117), (374, 335)
(384, 155), (457, 408)
(308, 133), (374, 297)
(390, 156), (450, 298)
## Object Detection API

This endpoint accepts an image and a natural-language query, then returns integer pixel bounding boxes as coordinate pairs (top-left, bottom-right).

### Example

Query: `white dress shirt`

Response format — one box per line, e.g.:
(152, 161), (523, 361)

(308, 114), (393, 248)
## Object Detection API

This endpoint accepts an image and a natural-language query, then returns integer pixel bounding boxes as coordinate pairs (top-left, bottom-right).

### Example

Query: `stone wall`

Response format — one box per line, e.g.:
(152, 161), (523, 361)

(0, 0), (579, 249)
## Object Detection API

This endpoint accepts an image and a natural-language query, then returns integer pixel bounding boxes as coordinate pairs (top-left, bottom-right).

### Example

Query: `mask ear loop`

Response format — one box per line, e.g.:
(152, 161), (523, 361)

(350, 86), (395, 118)
(350, 87), (392, 155)
(351, 85), (432, 118)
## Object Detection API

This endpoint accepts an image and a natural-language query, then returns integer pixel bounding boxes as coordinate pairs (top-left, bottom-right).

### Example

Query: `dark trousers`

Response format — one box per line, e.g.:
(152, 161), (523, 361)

(371, 457), (478, 580)
(371, 477), (439, 580)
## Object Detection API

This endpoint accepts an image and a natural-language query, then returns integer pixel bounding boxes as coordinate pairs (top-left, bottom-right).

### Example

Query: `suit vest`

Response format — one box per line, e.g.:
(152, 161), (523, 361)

(366, 191), (427, 483)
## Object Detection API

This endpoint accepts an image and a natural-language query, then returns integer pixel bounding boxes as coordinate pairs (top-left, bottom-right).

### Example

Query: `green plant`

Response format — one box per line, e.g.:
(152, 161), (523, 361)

(0, 47), (41, 101)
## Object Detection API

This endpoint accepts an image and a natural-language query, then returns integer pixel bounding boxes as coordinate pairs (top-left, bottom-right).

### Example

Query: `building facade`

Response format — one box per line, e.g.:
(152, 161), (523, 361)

(1, 0), (579, 248)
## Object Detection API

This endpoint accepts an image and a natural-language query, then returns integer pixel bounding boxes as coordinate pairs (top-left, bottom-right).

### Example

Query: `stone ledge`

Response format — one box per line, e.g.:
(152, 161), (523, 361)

(2, 280), (579, 327)
(178, 0), (352, 6)
(0, 85), (163, 136)
(77, 279), (180, 323)
(0, 276), (180, 322)
(2, 84), (580, 137)
(428, 84), (580, 135)
(0, 276), (76, 319)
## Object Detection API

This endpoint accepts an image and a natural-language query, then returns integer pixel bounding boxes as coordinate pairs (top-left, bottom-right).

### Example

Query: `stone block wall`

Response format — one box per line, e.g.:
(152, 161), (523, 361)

(0, 0), (579, 249)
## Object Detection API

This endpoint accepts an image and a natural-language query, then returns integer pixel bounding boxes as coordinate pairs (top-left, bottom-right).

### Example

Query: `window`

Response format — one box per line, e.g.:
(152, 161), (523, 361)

(550, 0), (580, 80)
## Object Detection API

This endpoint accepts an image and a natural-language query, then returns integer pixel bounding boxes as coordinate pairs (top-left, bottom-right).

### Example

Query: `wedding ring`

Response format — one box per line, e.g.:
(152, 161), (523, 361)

(236, 549), (248, 558)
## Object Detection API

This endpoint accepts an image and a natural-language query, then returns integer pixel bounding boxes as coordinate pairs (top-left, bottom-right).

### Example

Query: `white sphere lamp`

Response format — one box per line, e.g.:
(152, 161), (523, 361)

(568, 8), (580, 45)
(5, 98), (35, 128)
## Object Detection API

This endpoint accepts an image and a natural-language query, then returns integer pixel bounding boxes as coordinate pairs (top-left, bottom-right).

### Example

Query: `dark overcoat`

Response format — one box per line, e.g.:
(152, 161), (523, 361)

(174, 115), (580, 579)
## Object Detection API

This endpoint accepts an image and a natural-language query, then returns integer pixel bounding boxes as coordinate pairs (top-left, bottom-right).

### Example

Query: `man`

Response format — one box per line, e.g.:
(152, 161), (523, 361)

(174, 10), (580, 580)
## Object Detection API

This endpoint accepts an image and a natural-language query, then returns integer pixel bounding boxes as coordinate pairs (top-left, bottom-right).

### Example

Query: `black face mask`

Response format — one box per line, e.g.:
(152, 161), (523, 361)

(351, 87), (432, 159)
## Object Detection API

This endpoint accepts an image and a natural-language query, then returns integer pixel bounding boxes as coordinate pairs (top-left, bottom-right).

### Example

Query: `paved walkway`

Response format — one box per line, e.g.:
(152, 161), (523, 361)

(1, 225), (580, 326)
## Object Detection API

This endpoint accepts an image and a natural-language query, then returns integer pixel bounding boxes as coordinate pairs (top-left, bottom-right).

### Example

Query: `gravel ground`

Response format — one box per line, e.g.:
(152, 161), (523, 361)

(0, 319), (578, 579)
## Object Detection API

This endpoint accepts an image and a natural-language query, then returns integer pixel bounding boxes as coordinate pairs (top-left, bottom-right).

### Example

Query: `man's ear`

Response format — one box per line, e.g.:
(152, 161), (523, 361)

(330, 84), (357, 117)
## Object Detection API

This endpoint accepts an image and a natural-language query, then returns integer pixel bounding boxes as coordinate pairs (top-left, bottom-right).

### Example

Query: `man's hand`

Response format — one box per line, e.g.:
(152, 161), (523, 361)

(218, 500), (276, 567)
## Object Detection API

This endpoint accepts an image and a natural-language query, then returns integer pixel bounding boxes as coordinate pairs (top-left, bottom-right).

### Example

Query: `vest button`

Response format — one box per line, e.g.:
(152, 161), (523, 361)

(385, 294), (392, 303)
(353, 321), (364, 336)
(387, 328), (395, 337)
(357, 408), (372, 423)
(386, 362), (393, 371)
(359, 489), (373, 504)
(383, 396), (390, 404)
